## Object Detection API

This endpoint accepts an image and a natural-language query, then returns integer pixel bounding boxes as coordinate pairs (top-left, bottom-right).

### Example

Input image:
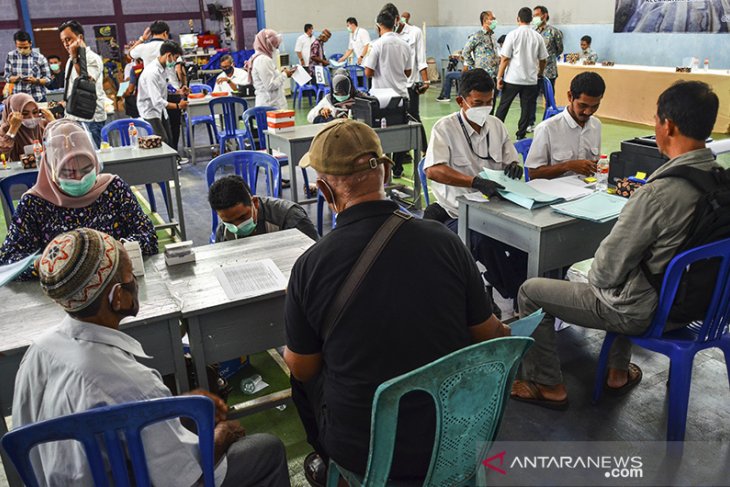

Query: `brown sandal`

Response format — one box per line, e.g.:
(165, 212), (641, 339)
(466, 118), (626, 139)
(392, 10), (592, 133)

(510, 380), (569, 410)
(604, 363), (643, 397)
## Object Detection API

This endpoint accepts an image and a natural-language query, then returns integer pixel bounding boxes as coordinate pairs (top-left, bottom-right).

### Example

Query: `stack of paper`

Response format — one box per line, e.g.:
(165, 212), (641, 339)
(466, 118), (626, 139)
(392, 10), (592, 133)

(550, 192), (627, 222)
(480, 169), (563, 209)
(0, 251), (38, 286)
(526, 178), (593, 201)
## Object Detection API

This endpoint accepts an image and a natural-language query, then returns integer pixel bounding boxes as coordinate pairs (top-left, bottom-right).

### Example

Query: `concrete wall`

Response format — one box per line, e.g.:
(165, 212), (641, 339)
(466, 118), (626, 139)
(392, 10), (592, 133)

(27, 0), (114, 18)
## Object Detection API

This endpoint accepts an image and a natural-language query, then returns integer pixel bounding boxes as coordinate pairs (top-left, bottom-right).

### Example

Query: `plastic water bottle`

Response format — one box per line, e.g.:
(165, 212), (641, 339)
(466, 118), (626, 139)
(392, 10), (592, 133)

(128, 123), (138, 149)
(704, 58), (710, 72)
(32, 139), (42, 158)
(596, 155), (609, 192)
(380, 117), (387, 128)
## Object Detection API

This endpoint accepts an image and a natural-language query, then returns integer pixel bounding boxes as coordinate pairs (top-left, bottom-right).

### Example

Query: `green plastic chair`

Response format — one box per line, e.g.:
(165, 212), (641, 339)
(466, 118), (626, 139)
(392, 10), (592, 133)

(327, 336), (534, 487)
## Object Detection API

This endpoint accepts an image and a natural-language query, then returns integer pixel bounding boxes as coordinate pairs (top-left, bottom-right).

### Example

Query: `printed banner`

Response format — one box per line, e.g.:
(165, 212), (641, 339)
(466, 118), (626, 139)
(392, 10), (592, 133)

(614, 0), (730, 33)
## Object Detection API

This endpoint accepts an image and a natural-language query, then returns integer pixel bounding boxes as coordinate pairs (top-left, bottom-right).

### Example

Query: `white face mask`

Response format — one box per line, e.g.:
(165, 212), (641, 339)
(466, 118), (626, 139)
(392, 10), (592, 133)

(22, 118), (41, 129)
(463, 102), (492, 126)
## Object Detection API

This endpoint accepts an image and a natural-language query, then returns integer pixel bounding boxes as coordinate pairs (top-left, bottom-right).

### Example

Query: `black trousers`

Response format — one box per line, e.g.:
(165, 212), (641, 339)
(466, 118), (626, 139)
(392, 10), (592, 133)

(290, 373), (329, 462)
(495, 82), (539, 140)
(167, 93), (182, 151)
(393, 86), (428, 172)
(145, 116), (173, 146)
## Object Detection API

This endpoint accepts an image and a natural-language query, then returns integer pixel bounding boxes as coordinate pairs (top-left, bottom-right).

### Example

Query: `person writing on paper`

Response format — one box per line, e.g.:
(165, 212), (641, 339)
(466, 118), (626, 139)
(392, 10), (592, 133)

(248, 29), (295, 111)
(306, 69), (364, 124)
(12, 228), (291, 486)
(512, 81), (721, 410)
(0, 93), (54, 161)
(424, 68), (525, 313)
(213, 54), (251, 94)
(283, 119), (510, 484)
(208, 175), (319, 243)
(525, 72), (605, 180)
(338, 17), (370, 65)
(0, 120), (157, 280)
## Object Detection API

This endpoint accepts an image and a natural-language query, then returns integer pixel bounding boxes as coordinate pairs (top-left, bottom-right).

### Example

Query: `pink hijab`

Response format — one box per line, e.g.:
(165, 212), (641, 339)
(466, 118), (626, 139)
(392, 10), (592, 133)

(25, 119), (116, 209)
(246, 29), (282, 73)
(0, 93), (48, 161)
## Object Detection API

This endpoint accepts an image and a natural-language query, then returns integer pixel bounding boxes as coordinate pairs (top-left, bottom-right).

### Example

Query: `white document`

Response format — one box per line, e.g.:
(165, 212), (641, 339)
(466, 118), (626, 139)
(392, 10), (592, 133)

(314, 65), (327, 85)
(463, 191), (490, 202)
(292, 65), (312, 86)
(368, 88), (404, 108)
(214, 259), (287, 301)
(526, 178), (594, 201)
(329, 59), (345, 68)
(0, 251), (39, 287)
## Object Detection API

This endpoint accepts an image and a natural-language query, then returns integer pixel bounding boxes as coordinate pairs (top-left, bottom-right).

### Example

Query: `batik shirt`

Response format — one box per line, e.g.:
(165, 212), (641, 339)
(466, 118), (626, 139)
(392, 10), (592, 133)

(537, 24), (564, 79)
(462, 29), (500, 78)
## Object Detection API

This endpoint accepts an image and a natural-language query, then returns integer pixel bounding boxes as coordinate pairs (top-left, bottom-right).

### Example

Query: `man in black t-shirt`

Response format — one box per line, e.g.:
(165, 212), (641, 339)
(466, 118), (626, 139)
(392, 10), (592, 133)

(283, 119), (511, 485)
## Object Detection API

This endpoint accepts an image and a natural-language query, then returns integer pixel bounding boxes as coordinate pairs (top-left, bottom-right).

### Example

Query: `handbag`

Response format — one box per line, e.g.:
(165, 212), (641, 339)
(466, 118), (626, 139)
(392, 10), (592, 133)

(64, 47), (97, 120)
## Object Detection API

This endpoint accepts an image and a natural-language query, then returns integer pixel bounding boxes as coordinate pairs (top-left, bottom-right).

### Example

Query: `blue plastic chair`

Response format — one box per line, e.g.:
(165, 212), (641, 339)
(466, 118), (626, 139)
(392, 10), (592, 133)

(315, 67), (332, 102)
(0, 171), (38, 223)
(542, 78), (564, 121)
(327, 336), (534, 487)
(592, 237), (730, 441)
(242, 106), (312, 197)
(329, 53), (345, 63)
(294, 82), (318, 109)
(316, 190), (336, 236)
(185, 83), (216, 148)
(100, 118), (170, 214)
(208, 97), (251, 155)
(513, 138), (533, 181)
(417, 157), (430, 206)
(348, 65), (368, 93)
(205, 150), (281, 243)
(0, 396), (216, 487)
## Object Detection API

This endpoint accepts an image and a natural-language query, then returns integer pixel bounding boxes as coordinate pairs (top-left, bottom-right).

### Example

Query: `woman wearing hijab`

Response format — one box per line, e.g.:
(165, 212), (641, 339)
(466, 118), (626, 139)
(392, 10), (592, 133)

(0, 93), (55, 161)
(0, 119), (158, 280)
(306, 69), (364, 123)
(247, 29), (296, 110)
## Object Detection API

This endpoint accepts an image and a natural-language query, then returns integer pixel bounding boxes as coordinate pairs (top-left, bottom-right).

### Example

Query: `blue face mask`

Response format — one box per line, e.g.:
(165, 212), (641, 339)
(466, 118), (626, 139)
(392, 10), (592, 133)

(57, 171), (97, 197)
(224, 217), (256, 237)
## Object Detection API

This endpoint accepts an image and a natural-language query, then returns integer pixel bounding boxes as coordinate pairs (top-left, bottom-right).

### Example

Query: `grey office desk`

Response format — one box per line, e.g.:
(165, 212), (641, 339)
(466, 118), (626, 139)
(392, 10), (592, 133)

(265, 122), (424, 207)
(0, 259), (187, 487)
(457, 197), (616, 278)
(154, 229), (315, 391)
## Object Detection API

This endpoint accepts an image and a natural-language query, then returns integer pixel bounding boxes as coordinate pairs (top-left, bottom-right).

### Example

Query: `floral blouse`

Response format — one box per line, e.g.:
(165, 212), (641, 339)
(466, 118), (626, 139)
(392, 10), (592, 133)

(0, 176), (158, 280)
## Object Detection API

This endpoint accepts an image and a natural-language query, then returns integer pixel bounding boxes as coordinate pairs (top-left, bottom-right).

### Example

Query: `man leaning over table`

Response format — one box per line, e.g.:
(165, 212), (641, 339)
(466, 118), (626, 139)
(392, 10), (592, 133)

(525, 72), (605, 180)
(424, 68), (525, 314)
(512, 81), (721, 409)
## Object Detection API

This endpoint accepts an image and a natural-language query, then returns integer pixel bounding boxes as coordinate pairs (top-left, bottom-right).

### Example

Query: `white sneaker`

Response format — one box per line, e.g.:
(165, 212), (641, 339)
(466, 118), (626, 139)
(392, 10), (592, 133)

(526, 125), (535, 133)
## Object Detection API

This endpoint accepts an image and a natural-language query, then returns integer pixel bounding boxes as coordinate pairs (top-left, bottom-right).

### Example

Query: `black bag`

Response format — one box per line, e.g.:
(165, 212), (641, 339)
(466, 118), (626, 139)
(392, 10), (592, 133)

(641, 165), (730, 323)
(64, 47), (97, 120)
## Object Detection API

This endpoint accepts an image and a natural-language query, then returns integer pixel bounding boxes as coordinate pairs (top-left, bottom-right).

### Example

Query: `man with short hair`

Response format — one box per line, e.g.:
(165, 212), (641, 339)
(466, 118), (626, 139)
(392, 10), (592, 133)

(308, 29), (332, 77)
(59, 20), (107, 147)
(12, 228), (291, 486)
(137, 40), (189, 148)
(338, 18), (370, 65)
(526, 72), (605, 179)
(208, 175), (319, 242)
(495, 7), (548, 140)
(425, 68), (524, 309)
(401, 11), (411, 24)
(3, 31), (51, 102)
(512, 81), (721, 410)
(580, 35), (598, 63)
(46, 54), (64, 90)
(213, 54), (250, 93)
(527, 5), (564, 132)
(295, 23), (315, 68)
(284, 119), (510, 484)
(129, 20), (172, 66)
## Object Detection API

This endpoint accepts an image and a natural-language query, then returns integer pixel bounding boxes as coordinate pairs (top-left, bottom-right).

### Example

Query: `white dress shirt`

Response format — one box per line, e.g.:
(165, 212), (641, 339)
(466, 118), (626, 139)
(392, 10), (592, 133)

(137, 59), (170, 119)
(397, 23), (428, 87)
(362, 32), (410, 98)
(213, 67), (251, 93)
(424, 111), (520, 218)
(251, 54), (288, 110)
(12, 316), (227, 487)
(295, 34), (315, 66)
(64, 47), (107, 123)
(501, 25), (548, 86)
(348, 27), (371, 59)
(525, 108), (602, 174)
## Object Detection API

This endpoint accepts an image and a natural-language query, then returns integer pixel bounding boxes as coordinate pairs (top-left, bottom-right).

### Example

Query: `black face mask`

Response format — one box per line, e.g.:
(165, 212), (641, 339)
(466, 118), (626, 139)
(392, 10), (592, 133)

(223, 67), (234, 76)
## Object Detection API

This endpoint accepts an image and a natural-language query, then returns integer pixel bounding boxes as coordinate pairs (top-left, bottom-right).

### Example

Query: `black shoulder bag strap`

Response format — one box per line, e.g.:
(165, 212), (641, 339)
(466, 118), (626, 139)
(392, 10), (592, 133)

(63, 47), (89, 102)
(321, 209), (413, 345)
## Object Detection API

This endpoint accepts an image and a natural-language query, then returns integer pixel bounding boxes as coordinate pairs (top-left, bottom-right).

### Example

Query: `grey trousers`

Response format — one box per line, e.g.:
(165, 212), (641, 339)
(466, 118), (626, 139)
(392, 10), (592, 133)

(517, 278), (652, 386)
(221, 433), (291, 487)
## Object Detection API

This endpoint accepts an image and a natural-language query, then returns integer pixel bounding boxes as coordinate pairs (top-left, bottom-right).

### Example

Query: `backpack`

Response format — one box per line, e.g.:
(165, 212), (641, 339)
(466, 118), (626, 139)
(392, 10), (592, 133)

(641, 165), (730, 323)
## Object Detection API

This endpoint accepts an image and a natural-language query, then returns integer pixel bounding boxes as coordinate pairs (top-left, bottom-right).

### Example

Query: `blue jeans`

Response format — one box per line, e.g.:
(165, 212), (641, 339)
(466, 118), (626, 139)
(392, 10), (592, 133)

(439, 71), (462, 98)
(83, 121), (105, 148)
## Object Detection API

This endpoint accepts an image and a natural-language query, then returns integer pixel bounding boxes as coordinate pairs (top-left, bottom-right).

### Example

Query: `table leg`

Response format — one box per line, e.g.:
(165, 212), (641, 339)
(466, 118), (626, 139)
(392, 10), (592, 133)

(526, 238), (542, 279)
(167, 318), (189, 393)
(172, 160), (186, 240)
(186, 111), (197, 166)
(1, 418), (22, 487)
(186, 316), (210, 390)
(458, 203), (469, 246)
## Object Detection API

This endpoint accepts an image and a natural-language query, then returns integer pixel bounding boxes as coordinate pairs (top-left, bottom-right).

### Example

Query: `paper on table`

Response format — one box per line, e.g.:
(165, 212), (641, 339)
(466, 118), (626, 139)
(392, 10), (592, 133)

(214, 259), (288, 301)
(116, 81), (130, 98)
(0, 251), (39, 287)
(509, 309), (545, 337)
(463, 191), (489, 202)
(527, 178), (594, 201)
(551, 192), (627, 222)
(480, 168), (563, 209)
(292, 65), (312, 86)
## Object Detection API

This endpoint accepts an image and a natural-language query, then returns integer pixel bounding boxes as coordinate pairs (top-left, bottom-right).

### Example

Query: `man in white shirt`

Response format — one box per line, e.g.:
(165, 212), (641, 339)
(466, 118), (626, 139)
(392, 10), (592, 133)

(495, 7), (548, 141)
(526, 72), (605, 180)
(362, 9), (411, 176)
(129, 21), (171, 66)
(213, 54), (251, 93)
(295, 23), (315, 68)
(13, 228), (290, 487)
(137, 41), (189, 149)
(59, 20), (107, 148)
(338, 17), (370, 65)
(424, 69), (526, 308)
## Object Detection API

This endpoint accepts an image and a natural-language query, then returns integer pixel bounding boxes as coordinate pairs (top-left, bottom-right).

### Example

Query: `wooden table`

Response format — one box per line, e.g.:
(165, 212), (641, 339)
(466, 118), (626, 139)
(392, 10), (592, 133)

(555, 63), (730, 134)
(0, 259), (187, 487)
(457, 197), (616, 278)
(265, 122), (424, 206)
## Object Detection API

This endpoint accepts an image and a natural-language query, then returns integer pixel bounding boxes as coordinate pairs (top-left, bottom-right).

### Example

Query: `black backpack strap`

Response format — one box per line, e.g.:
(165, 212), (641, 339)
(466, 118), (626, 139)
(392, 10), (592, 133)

(321, 209), (413, 345)
(64, 47), (89, 102)
(650, 165), (723, 192)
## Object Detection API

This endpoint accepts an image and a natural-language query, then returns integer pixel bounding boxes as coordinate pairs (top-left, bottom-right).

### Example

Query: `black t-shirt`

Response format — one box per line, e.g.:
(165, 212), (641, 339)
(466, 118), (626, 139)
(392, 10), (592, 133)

(285, 200), (492, 478)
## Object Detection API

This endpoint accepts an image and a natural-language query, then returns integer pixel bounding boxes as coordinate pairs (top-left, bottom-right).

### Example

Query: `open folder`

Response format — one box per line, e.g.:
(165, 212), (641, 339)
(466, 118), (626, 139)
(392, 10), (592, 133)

(480, 169), (563, 209)
(550, 192), (627, 222)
